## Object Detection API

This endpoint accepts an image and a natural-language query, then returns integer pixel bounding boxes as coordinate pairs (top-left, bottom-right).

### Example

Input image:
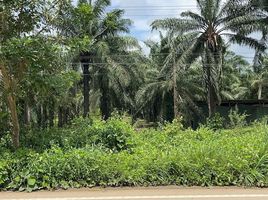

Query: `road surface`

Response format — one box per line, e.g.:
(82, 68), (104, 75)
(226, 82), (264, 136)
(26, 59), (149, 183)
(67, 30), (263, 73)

(1, 187), (268, 200)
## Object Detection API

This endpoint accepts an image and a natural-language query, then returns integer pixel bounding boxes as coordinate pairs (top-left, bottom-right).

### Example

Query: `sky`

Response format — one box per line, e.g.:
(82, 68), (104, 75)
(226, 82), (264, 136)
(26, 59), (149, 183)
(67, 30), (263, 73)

(74, 0), (258, 63)
(108, 0), (257, 62)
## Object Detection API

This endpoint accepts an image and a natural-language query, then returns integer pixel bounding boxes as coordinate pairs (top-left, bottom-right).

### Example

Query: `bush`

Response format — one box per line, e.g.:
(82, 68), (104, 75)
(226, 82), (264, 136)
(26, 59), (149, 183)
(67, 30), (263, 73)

(228, 108), (249, 128)
(204, 113), (225, 130)
(20, 116), (134, 152)
(94, 117), (134, 152)
(1, 118), (268, 191)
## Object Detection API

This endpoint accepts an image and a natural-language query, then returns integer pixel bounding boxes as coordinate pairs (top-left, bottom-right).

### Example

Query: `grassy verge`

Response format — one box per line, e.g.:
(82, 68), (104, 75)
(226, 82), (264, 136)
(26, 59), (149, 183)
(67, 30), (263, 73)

(1, 117), (268, 191)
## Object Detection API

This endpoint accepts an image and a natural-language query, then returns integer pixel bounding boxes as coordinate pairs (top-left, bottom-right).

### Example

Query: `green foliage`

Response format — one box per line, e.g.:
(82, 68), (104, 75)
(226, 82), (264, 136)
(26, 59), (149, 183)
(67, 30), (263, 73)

(162, 118), (184, 135)
(228, 108), (249, 128)
(94, 117), (134, 152)
(0, 111), (9, 138)
(204, 113), (225, 130)
(1, 119), (268, 191)
(20, 116), (134, 152)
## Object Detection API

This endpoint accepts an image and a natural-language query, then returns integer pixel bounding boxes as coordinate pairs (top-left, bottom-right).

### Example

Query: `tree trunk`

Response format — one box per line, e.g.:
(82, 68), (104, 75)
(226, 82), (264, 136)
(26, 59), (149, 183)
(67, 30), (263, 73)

(7, 95), (20, 148)
(58, 106), (63, 127)
(42, 103), (48, 129)
(49, 105), (54, 127)
(205, 61), (217, 118)
(23, 99), (31, 126)
(173, 61), (179, 119)
(258, 84), (263, 100)
(83, 63), (90, 118)
(37, 105), (43, 128)
(70, 63), (78, 120)
(207, 84), (217, 117)
(0, 65), (20, 148)
(99, 68), (110, 120)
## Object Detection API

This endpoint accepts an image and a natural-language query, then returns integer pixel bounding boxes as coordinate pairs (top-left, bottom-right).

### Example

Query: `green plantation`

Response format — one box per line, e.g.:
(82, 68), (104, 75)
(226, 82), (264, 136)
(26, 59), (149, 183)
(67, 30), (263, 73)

(1, 0), (268, 192)
(1, 116), (268, 191)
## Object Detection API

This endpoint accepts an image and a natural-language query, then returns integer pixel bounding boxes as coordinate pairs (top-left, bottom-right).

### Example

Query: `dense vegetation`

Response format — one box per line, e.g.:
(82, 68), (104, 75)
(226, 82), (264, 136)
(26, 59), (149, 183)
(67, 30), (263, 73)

(0, 0), (268, 191)
(1, 116), (268, 191)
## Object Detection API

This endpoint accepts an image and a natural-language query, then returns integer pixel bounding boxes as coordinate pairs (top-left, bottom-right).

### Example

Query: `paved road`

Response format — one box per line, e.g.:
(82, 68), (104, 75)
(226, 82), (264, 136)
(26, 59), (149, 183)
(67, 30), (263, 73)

(2, 187), (268, 200)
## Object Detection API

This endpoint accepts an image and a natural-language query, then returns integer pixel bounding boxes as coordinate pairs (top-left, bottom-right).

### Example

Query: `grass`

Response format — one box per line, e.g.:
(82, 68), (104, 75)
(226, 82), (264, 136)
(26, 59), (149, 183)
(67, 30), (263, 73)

(1, 117), (268, 191)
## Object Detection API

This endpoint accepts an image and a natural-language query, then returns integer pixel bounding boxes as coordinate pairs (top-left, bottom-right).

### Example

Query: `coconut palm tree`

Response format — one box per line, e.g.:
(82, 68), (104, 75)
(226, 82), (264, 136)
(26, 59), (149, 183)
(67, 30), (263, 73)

(151, 0), (266, 117)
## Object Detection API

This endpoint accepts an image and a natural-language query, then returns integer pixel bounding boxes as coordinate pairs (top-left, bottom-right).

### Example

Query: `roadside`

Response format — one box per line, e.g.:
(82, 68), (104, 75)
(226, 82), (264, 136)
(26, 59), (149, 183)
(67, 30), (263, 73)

(1, 186), (268, 200)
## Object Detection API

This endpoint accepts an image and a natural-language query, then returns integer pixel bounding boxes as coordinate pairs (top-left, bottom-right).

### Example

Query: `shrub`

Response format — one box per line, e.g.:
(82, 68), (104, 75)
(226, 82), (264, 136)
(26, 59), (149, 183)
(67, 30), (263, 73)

(20, 116), (134, 152)
(94, 117), (134, 152)
(204, 113), (225, 130)
(228, 108), (249, 128)
(1, 118), (268, 191)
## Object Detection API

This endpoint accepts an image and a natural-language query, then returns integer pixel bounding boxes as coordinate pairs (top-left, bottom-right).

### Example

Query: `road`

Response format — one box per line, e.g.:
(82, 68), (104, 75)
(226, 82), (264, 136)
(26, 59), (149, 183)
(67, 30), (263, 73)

(1, 187), (268, 200)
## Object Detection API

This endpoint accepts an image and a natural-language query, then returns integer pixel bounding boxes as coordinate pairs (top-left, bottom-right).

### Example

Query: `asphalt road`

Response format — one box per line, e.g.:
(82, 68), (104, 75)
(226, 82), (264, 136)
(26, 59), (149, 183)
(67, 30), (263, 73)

(2, 187), (268, 200)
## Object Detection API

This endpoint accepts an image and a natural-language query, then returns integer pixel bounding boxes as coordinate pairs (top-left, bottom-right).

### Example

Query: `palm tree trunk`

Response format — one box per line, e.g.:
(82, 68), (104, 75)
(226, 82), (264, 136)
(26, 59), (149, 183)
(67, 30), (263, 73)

(173, 61), (179, 119)
(208, 84), (217, 117)
(99, 68), (110, 120)
(205, 63), (217, 118)
(83, 63), (90, 118)
(7, 95), (20, 148)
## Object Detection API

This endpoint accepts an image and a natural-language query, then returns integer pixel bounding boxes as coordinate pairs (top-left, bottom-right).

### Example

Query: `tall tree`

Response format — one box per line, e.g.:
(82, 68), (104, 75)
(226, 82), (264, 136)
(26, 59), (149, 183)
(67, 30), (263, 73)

(0, 0), (69, 148)
(0, 0), (43, 148)
(152, 0), (266, 117)
(56, 0), (132, 118)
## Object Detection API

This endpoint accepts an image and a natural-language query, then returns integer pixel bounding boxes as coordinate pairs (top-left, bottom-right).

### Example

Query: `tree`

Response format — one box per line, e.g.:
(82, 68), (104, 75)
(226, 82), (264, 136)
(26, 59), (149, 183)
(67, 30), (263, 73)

(0, 0), (43, 148)
(136, 34), (203, 123)
(0, 0), (69, 148)
(56, 0), (132, 119)
(152, 0), (266, 117)
(220, 51), (251, 100)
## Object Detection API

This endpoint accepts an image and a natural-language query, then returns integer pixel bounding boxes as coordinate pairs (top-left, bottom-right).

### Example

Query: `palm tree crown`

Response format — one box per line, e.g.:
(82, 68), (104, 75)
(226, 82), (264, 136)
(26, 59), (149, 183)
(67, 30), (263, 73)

(152, 0), (266, 117)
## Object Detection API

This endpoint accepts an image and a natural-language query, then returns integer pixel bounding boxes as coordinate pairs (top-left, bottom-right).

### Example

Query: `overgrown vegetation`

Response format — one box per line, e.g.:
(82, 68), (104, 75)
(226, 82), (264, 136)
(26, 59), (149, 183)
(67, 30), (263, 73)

(1, 116), (268, 191)
(0, 0), (267, 148)
(0, 0), (268, 192)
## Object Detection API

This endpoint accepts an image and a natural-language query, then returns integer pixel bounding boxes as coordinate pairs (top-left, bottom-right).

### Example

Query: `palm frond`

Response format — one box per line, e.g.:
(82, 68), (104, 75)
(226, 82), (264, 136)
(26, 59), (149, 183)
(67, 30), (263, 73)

(225, 33), (266, 51)
(93, 0), (110, 17)
(151, 18), (203, 33)
(180, 11), (207, 25)
(135, 81), (170, 110)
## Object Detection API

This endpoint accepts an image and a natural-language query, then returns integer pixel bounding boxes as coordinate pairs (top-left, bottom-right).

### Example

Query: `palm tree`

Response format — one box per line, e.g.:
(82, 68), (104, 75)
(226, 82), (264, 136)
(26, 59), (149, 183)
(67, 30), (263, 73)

(136, 34), (203, 123)
(253, 30), (267, 73)
(251, 70), (268, 99)
(220, 51), (251, 100)
(151, 0), (266, 117)
(56, 0), (132, 118)
(90, 36), (142, 119)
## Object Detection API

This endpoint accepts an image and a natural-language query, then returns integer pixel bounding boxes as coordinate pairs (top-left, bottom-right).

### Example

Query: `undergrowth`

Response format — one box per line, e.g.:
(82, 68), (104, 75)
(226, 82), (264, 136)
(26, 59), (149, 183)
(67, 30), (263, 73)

(1, 116), (268, 191)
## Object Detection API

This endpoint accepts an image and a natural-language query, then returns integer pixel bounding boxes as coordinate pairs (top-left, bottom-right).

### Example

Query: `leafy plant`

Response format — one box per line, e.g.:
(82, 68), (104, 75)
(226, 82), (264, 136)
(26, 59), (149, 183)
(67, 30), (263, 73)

(204, 113), (225, 130)
(228, 108), (249, 128)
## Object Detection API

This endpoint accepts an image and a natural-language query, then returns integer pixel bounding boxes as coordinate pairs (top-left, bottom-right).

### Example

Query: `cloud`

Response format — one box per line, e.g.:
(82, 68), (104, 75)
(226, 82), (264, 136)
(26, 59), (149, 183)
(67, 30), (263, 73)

(133, 19), (151, 31)
(138, 41), (150, 55)
(73, 0), (258, 62)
